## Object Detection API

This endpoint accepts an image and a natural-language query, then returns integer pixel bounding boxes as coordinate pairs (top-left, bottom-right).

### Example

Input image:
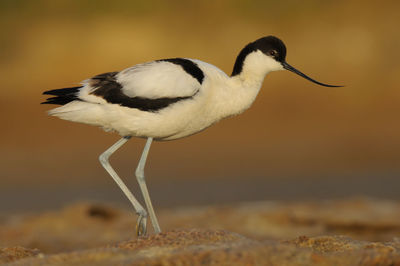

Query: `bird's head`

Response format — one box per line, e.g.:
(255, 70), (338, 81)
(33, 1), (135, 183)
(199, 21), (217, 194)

(232, 36), (342, 87)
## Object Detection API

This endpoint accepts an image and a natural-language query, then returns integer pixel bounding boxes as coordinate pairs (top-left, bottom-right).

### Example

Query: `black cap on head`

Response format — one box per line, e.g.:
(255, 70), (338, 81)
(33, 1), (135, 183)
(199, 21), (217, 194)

(232, 36), (286, 76)
(252, 36), (287, 62)
(232, 36), (343, 87)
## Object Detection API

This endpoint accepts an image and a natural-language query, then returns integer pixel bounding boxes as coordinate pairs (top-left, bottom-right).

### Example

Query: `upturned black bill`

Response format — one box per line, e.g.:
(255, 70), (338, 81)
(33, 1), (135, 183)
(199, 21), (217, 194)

(282, 62), (342, 87)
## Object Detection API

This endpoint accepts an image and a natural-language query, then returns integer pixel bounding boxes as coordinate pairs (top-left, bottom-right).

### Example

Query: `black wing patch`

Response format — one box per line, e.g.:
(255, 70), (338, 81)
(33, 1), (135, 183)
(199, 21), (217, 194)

(41, 86), (81, 105)
(158, 58), (204, 84)
(90, 72), (195, 112)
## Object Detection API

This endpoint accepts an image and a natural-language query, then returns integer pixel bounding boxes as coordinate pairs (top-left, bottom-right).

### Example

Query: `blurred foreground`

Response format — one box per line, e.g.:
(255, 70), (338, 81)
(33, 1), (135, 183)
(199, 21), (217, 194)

(1, 198), (400, 265)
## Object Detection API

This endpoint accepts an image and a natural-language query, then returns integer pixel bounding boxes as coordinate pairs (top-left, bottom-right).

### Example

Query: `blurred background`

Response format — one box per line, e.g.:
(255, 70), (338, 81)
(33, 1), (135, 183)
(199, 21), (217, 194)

(1, 0), (399, 212)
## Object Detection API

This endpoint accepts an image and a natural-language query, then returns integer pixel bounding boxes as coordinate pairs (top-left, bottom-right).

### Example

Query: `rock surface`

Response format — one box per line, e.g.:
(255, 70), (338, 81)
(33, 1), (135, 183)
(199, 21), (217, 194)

(1, 198), (400, 265)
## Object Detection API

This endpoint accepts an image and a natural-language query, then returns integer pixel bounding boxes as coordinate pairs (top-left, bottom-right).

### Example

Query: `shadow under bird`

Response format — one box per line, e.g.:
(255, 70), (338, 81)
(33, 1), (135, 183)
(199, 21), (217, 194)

(42, 36), (341, 236)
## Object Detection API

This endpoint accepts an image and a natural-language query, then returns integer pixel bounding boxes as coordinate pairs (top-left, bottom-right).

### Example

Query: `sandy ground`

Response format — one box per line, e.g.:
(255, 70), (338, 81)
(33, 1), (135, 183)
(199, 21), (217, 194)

(1, 198), (400, 265)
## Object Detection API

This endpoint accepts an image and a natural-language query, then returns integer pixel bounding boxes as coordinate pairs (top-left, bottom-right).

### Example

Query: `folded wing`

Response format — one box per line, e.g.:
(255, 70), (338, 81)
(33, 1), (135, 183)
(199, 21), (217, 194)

(83, 59), (203, 112)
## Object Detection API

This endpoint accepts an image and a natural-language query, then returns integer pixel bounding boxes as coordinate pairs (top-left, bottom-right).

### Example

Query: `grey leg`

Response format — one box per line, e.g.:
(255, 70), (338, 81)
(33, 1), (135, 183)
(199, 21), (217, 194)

(99, 136), (148, 236)
(135, 137), (161, 234)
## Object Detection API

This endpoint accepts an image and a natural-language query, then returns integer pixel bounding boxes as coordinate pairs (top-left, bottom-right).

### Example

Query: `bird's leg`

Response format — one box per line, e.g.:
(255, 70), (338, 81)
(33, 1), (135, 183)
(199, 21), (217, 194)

(99, 136), (148, 236)
(135, 137), (161, 234)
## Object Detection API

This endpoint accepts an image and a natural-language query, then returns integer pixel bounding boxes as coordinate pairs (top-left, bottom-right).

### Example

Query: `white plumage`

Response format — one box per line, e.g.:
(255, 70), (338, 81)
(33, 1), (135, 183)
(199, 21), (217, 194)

(47, 57), (276, 139)
(42, 36), (340, 236)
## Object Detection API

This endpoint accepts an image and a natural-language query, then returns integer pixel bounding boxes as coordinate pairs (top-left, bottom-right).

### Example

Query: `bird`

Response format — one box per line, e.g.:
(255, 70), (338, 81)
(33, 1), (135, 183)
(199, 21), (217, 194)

(42, 36), (341, 236)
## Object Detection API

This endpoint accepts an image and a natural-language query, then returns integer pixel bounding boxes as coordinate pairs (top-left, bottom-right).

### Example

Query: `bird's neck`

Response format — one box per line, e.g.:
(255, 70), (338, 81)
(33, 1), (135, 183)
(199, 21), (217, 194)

(217, 51), (282, 117)
(210, 70), (268, 121)
(234, 66), (269, 88)
(228, 71), (266, 110)
(213, 52), (282, 120)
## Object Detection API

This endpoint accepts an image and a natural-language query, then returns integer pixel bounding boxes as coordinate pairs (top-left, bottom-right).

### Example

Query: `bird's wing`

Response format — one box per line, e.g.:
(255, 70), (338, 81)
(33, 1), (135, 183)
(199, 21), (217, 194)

(79, 59), (204, 112)
(117, 59), (203, 99)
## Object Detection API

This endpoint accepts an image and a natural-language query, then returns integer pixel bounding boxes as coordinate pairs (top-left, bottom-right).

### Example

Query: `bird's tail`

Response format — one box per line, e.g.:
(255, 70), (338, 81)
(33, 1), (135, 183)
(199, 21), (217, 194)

(41, 86), (81, 105)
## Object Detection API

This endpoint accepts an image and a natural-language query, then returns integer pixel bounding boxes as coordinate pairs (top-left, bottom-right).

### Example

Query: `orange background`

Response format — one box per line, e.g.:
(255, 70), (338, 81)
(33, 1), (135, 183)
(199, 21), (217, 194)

(1, 0), (399, 211)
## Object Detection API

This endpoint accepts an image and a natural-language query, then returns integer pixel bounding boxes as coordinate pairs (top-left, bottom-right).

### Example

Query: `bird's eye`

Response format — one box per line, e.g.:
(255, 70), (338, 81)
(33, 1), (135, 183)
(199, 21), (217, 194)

(267, 50), (278, 57)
